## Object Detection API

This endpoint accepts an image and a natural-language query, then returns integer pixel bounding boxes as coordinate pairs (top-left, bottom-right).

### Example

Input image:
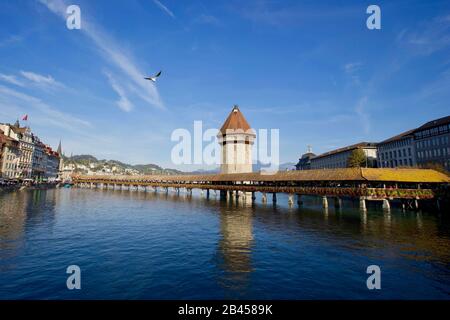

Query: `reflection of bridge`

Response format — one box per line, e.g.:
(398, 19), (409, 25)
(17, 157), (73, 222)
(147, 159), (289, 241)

(72, 168), (449, 210)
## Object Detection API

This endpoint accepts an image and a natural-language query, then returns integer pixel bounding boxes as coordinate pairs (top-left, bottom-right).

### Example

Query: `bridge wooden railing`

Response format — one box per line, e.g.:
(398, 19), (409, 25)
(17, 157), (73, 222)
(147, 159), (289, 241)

(74, 181), (435, 199)
(73, 178), (446, 200)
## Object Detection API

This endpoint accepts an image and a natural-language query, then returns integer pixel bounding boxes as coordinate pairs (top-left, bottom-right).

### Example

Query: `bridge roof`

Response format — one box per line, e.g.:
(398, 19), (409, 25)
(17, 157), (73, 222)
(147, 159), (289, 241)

(74, 168), (449, 183)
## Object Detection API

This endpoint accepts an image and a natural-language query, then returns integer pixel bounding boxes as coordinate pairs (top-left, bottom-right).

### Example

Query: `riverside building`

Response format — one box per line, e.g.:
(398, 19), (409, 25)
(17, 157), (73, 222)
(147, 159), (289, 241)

(309, 142), (378, 169)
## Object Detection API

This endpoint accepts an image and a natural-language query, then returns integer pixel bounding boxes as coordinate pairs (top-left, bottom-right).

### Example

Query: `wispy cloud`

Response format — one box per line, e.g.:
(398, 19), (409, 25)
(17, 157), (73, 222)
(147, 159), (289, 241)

(0, 34), (23, 47)
(343, 62), (363, 86)
(295, 114), (354, 126)
(20, 70), (65, 89)
(0, 74), (24, 87)
(194, 14), (220, 26)
(232, 1), (357, 27)
(355, 96), (370, 135)
(0, 70), (65, 90)
(104, 72), (133, 112)
(397, 14), (450, 55)
(152, 0), (175, 19)
(39, 0), (165, 110)
(0, 85), (91, 131)
(343, 62), (362, 74)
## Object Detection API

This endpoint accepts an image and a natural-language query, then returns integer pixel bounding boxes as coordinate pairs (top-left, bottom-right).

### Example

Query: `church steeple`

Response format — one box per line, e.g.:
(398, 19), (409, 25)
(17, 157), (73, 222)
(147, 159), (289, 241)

(57, 140), (62, 156)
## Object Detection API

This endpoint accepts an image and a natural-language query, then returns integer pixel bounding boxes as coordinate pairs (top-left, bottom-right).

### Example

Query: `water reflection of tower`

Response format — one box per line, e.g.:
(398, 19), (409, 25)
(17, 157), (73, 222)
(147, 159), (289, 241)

(216, 205), (254, 295)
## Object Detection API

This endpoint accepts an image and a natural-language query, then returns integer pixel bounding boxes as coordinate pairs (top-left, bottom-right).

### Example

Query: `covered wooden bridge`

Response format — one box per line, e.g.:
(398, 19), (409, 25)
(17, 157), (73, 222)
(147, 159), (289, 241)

(72, 168), (449, 210)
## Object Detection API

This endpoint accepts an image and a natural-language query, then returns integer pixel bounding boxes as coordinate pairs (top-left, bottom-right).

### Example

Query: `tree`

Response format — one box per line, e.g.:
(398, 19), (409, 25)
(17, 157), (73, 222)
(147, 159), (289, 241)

(347, 148), (367, 168)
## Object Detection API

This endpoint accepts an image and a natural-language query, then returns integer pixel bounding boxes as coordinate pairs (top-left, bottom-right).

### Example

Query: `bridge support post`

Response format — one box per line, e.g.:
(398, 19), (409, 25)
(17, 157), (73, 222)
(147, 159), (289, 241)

(297, 194), (303, 206)
(251, 192), (256, 202)
(288, 194), (294, 206)
(382, 199), (390, 211)
(359, 197), (367, 211)
(235, 191), (240, 200)
(206, 189), (210, 199)
(334, 197), (342, 209)
(322, 196), (328, 209)
(220, 190), (227, 200)
(414, 199), (419, 210)
(262, 193), (267, 203)
(272, 193), (277, 203)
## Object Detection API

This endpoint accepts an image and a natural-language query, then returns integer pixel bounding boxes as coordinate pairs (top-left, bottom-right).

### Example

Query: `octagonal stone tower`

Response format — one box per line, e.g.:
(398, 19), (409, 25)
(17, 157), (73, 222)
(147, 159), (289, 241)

(217, 105), (256, 174)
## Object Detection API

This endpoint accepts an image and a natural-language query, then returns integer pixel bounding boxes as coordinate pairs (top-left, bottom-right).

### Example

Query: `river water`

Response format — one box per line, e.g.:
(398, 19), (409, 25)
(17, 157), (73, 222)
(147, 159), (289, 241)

(0, 188), (449, 299)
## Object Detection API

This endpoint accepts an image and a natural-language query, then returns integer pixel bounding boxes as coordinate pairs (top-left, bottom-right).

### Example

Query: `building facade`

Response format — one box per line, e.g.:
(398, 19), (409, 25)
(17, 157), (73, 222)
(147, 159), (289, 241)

(309, 142), (378, 169)
(377, 130), (416, 168)
(217, 105), (255, 174)
(296, 115), (450, 172)
(413, 116), (450, 171)
(0, 129), (20, 179)
(295, 146), (316, 170)
(0, 122), (34, 179)
(0, 121), (61, 180)
(31, 135), (46, 180)
(44, 146), (60, 180)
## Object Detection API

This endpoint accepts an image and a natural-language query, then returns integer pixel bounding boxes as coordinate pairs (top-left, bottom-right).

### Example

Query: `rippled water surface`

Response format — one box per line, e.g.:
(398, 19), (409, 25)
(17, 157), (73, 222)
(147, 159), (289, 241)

(0, 188), (449, 299)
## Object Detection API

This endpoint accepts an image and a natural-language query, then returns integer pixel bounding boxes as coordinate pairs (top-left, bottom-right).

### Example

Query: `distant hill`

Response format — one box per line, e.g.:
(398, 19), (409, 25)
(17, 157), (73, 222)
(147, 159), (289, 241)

(253, 161), (296, 172)
(189, 168), (220, 174)
(64, 154), (183, 175)
(64, 154), (296, 175)
(66, 154), (98, 163)
(188, 162), (296, 174)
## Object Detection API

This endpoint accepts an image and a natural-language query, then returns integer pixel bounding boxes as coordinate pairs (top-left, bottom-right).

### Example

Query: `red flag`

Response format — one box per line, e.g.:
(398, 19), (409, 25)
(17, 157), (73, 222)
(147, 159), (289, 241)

(22, 114), (28, 121)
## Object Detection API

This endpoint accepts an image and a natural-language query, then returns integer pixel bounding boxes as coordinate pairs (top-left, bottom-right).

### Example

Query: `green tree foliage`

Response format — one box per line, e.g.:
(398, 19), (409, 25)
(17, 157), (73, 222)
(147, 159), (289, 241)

(347, 148), (367, 168)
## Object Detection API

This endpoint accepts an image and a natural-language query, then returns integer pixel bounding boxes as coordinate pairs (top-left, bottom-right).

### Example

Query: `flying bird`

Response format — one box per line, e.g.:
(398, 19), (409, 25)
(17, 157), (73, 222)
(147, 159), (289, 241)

(144, 71), (162, 82)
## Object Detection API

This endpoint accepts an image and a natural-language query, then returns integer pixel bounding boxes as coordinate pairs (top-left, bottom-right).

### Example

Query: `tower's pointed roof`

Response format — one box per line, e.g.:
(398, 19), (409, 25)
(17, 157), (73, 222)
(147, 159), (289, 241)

(219, 105), (252, 135)
(57, 140), (62, 155)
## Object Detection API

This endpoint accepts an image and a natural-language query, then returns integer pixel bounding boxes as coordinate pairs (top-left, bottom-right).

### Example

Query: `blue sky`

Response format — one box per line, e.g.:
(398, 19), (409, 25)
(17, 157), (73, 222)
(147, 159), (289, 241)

(0, 0), (449, 170)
